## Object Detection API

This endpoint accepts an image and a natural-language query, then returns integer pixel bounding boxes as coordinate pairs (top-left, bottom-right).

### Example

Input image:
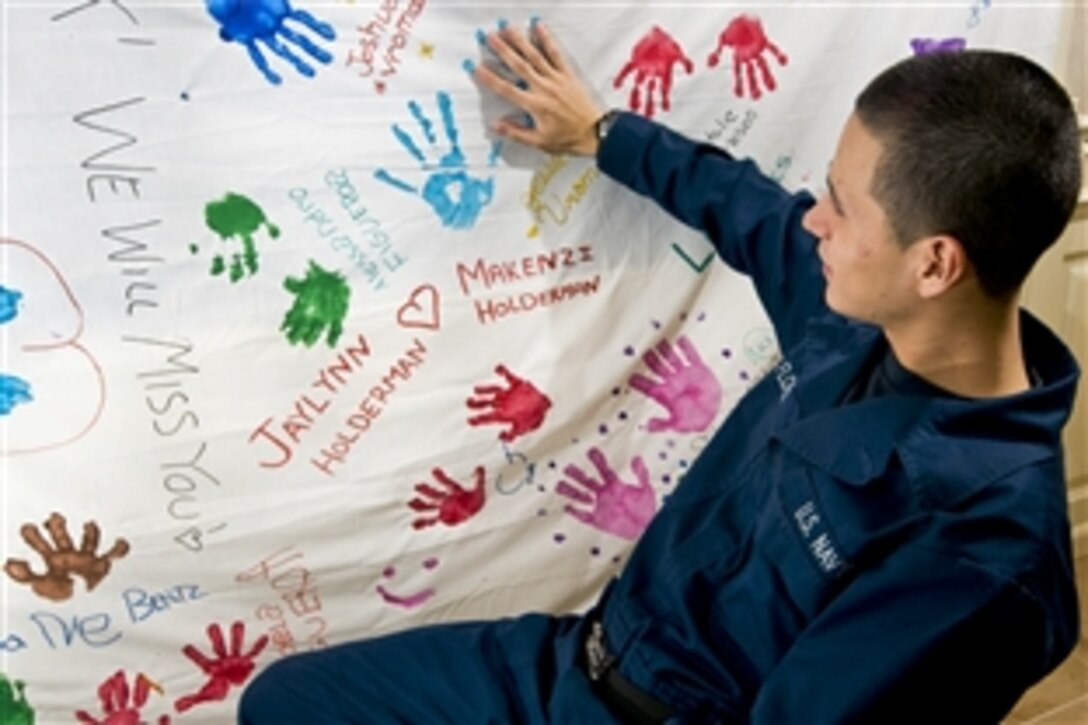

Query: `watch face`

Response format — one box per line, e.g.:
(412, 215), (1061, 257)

(596, 111), (617, 141)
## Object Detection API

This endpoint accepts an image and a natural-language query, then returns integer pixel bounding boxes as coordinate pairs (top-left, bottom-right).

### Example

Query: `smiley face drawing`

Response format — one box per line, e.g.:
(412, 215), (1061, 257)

(1, 238), (105, 456)
(375, 557), (440, 609)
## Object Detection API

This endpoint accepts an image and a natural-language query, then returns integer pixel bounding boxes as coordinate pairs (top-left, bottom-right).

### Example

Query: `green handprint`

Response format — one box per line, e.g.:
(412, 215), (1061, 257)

(0, 674), (35, 725)
(191, 192), (280, 282)
(281, 260), (351, 348)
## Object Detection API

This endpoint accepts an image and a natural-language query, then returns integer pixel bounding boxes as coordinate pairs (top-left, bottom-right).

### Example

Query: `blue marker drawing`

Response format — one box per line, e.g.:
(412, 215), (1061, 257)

(0, 286), (23, 324)
(495, 441), (537, 495)
(375, 91), (502, 231)
(204, 0), (336, 85)
(0, 374), (33, 416)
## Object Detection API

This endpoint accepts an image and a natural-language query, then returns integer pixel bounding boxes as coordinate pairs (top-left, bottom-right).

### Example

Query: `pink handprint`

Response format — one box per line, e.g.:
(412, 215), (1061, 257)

(467, 364), (552, 442)
(558, 448), (656, 541)
(408, 466), (486, 529)
(629, 335), (722, 433)
(707, 15), (788, 100)
(75, 670), (169, 725)
(614, 26), (694, 118)
(175, 621), (268, 713)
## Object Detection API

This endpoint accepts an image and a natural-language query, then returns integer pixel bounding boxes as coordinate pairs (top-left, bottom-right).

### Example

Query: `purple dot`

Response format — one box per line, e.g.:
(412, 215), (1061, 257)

(623, 345), (635, 356)
(591, 546), (601, 556)
(739, 371), (750, 381)
(548, 460), (557, 469)
(612, 387), (621, 396)
(652, 320), (661, 329)
(612, 556), (622, 564)
(618, 411), (629, 421)
(722, 348), (732, 358)
(383, 567), (396, 578)
(678, 459), (689, 469)
(662, 473), (672, 484)
(599, 424), (609, 435)
(658, 451), (668, 460)
(697, 312), (706, 322)
(423, 558), (439, 569)
(553, 533), (566, 544)
(180, 91), (190, 101)
(666, 439), (676, 448)
(679, 312), (688, 321)
(537, 508), (547, 516)
(537, 485), (546, 493)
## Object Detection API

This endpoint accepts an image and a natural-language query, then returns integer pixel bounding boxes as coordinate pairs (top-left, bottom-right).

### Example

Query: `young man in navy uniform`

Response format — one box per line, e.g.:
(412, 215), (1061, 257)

(241, 22), (1082, 723)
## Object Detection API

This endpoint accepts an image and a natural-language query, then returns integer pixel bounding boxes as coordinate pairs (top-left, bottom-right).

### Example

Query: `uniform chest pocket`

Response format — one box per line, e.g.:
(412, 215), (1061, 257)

(764, 456), (922, 617)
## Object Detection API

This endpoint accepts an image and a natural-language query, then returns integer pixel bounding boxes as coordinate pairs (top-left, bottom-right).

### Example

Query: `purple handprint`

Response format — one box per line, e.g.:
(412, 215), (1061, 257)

(557, 448), (656, 541)
(629, 335), (722, 433)
(204, 0), (336, 86)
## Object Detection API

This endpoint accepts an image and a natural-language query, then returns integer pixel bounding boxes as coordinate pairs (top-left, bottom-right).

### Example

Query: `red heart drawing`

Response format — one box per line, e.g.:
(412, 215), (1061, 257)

(397, 284), (441, 331)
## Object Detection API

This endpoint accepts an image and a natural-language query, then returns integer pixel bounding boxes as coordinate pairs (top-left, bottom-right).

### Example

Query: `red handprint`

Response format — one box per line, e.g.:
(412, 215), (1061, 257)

(629, 335), (722, 433)
(467, 364), (552, 442)
(75, 670), (169, 725)
(614, 26), (694, 118)
(408, 466), (487, 529)
(707, 15), (788, 100)
(174, 621), (268, 713)
(557, 448), (656, 541)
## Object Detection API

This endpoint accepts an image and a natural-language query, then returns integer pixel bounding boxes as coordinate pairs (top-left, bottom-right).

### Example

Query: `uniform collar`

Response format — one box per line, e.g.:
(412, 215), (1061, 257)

(772, 311), (1080, 495)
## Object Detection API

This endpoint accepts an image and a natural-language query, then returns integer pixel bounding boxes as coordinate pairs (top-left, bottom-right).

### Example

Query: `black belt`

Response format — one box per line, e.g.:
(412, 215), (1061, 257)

(585, 621), (676, 724)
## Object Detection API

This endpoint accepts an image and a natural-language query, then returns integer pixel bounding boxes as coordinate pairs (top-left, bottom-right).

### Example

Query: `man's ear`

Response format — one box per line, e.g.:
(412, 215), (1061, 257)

(915, 235), (968, 299)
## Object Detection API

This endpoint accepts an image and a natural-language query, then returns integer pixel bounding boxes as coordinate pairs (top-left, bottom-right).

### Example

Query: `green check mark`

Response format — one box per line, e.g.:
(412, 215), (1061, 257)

(671, 243), (714, 273)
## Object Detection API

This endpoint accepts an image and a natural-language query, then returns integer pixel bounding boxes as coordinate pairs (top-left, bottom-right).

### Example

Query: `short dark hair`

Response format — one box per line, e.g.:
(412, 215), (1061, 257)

(855, 50), (1081, 298)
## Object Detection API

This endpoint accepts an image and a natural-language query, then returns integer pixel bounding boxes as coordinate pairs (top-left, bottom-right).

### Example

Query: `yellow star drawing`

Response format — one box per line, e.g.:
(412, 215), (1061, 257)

(419, 41), (435, 59)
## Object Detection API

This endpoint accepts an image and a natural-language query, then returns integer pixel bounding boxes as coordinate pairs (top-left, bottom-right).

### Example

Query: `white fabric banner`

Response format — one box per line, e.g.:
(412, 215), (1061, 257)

(0, 1), (1066, 721)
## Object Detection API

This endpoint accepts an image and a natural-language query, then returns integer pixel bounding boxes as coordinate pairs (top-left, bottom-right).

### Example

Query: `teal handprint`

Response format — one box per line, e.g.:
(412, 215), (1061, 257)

(375, 91), (501, 230)
(281, 261), (351, 348)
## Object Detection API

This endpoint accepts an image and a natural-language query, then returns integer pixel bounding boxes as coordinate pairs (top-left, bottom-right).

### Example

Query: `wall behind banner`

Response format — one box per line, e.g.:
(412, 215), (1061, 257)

(0, 1), (1071, 721)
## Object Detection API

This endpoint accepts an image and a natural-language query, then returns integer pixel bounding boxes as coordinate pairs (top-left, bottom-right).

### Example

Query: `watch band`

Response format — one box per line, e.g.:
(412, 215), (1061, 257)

(594, 109), (621, 145)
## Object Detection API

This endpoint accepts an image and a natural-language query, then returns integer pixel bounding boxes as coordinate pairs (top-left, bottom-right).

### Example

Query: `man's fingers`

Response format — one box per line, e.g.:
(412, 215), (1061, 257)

(494, 118), (540, 149)
(531, 21), (572, 75)
(473, 63), (532, 111)
(498, 27), (554, 79)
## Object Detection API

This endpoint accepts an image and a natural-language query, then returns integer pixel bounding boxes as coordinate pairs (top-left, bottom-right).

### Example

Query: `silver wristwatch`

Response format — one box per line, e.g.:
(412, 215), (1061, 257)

(594, 109), (621, 145)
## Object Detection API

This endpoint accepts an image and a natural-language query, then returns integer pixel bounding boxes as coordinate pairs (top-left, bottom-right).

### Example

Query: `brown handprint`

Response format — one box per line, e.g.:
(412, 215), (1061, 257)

(75, 670), (169, 725)
(4, 512), (129, 601)
(707, 15), (788, 100)
(175, 621), (268, 713)
(614, 26), (694, 118)
(466, 364), (552, 442)
(408, 466), (487, 529)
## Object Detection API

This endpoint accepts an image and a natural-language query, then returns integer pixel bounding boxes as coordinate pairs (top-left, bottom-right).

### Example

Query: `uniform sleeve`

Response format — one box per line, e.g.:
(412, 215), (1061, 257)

(597, 112), (826, 351)
(749, 543), (1069, 725)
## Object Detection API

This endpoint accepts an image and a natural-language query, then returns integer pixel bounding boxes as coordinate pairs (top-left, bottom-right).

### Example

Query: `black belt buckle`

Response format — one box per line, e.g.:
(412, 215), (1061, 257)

(585, 620), (616, 682)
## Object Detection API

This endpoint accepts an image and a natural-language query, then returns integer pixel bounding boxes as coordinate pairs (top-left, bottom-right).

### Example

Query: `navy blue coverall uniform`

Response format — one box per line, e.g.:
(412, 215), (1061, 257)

(240, 112), (1081, 724)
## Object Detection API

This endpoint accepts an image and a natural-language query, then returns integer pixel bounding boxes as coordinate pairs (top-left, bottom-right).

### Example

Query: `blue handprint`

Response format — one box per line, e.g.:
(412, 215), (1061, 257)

(0, 286), (23, 324)
(204, 0), (336, 85)
(375, 91), (502, 231)
(0, 374), (32, 416)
